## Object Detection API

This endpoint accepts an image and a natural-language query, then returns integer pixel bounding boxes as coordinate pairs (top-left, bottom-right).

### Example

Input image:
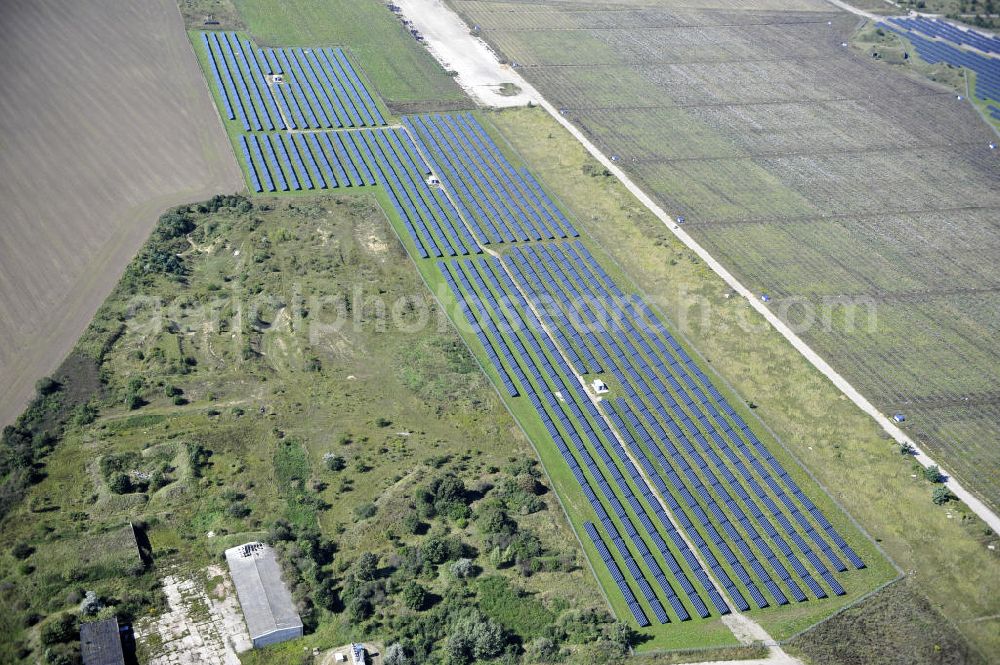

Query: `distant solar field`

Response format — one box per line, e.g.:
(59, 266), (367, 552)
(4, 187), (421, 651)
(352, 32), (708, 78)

(885, 18), (1000, 103)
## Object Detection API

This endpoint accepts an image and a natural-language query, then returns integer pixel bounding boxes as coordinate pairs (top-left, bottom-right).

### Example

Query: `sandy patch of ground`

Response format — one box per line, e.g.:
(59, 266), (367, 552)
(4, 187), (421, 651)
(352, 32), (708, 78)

(135, 565), (250, 665)
(390, 0), (540, 107)
(0, 0), (243, 428)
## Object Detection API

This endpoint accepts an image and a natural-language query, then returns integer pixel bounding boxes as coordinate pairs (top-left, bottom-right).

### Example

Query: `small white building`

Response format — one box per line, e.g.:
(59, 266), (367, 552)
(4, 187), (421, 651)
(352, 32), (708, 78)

(225, 542), (303, 649)
(351, 643), (366, 665)
(591, 379), (609, 394)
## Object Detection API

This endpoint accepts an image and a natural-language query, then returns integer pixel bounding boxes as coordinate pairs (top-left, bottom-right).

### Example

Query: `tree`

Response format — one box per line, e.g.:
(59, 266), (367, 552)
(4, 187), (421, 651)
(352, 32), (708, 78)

(36, 376), (62, 396)
(80, 590), (103, 616)
(11, 542), (34, 560)
(431, 474), (467, 514)
(384, 643), (408, 665)
(324, 454), (346, 472)
(40, 613), (78, 646)
(149, 470), (169, 491)
(43, 643), (80, 665)
(490, 545), (512, 569)
(527, 636), (559, 662)
(72, 402), (98, 426)
(403, 511), (422, 535)
(401, 581), (427, 610)
(314, 577), (339, 611)
(923, 465), (944, 483)
(346, 594), (374, 623)
(447, 611), (507, 663)
(932, 486), (957, 505)
(469, 618), (506, 659)
(226, 502), (251, 518)
(447, 631), (475, 665)
(354, 552), (379, 581)
(451, 558), (475, 579)
(268, 519), (295, 542)
(608, 621), (637, 655)
(156, 212), (195, 239)
(108, 473), (132, 494)
(478, 506), (515, 536)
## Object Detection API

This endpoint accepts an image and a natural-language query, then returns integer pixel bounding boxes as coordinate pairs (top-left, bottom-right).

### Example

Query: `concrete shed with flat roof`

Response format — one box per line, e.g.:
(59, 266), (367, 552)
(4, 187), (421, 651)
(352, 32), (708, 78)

(80, 617), (125, 665)
(225, 542), (303, 648)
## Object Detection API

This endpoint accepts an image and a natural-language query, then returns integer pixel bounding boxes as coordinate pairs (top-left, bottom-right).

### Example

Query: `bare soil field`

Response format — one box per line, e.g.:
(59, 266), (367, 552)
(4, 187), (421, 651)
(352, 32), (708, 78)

(0, 0), (243, 428)
(449, 0), (1000, 511)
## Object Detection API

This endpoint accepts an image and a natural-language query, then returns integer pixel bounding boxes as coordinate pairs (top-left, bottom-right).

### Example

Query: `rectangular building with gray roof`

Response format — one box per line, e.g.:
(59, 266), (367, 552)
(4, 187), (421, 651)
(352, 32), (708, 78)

(80, 617), (125, 665)
(225, 542), (303, 648)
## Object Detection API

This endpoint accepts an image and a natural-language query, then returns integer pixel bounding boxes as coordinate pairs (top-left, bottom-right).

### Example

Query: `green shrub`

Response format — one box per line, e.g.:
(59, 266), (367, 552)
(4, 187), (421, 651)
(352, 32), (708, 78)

(226, 502), (251, 518)
(108, 473), (133, 494)
(401, 581), (427, 610)
(40, 613), (78, 646)
(932, 486), (957, 505)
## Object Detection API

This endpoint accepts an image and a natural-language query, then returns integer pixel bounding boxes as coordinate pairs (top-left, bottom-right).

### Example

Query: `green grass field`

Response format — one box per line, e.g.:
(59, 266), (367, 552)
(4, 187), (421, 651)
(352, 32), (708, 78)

(230, 0), (470, 110)
(0, 195), (630, 664)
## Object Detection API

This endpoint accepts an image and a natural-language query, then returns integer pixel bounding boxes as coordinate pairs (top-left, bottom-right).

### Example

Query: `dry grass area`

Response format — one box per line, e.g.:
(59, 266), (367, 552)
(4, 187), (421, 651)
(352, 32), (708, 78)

(0, 0), (243, 428)
(785, 579), (983, 665)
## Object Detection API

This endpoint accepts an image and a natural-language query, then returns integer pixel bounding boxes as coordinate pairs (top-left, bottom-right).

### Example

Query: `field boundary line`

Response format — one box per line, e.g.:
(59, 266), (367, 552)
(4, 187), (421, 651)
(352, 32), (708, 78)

(183, 22), (245, 195)
(415, 0), (1000, 533)
(776, 574), (903, 644)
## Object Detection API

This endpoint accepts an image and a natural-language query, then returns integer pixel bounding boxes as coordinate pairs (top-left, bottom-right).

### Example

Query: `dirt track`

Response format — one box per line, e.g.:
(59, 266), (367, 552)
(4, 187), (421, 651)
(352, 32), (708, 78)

(0, 0), (243, 427)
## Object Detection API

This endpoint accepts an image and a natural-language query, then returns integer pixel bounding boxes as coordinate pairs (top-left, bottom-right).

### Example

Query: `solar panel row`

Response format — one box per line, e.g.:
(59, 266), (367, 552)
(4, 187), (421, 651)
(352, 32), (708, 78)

(889, 17), (1000, 56)
(562, 242), (865, 571)
(405, 114), (579, 244)
(236, 127), (479, 258)
(436, 235), (866, 616)
(200, 31), (385, 131)
(886, 24), (1000, 102)
(585, 522), (651, 627)
(524, 245), (848, 599)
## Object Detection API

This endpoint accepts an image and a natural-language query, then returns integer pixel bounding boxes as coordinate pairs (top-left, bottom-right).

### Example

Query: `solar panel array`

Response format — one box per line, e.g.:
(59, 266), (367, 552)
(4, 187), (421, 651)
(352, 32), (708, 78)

(200, 32), (385, 131)
(405, 114), (579, 244)
(889, 17), (1000, 56)
(442, 255), (723, 624)
(436, 229), (867, 623)
(884, 22), (1000, 102)
(196, 29), (872, 623)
